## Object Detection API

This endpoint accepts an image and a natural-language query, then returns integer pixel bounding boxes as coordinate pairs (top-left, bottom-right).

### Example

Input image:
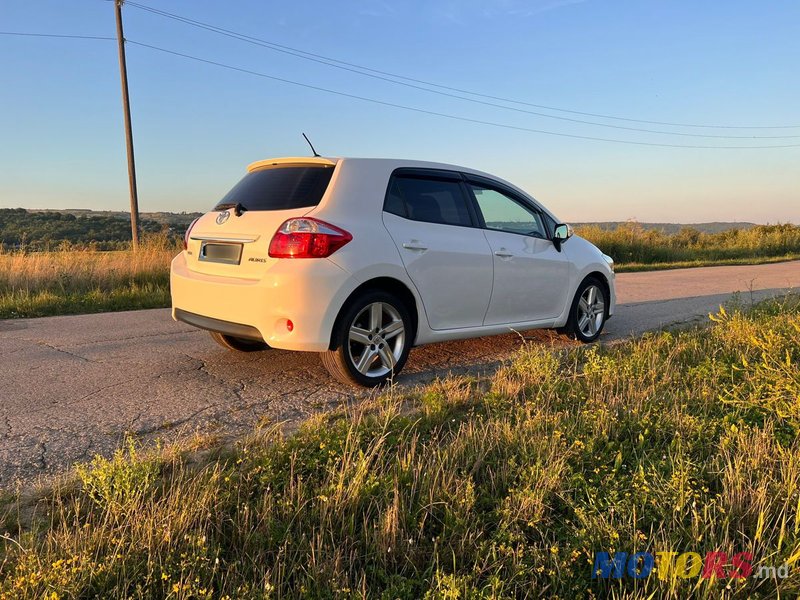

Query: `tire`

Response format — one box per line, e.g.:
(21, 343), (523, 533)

(209, 331), (270, 352)
(321, 290), (412, 387)
(564, 277), (608, 343)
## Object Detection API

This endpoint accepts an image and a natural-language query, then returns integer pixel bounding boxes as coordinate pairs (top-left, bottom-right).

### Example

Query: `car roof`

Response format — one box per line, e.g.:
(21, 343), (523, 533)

(247, 155), (522, 189)
(245, 156), (559, 222)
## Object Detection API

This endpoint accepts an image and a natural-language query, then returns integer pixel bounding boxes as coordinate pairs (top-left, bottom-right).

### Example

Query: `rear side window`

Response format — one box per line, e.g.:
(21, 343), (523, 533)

(386, 175), (472, 227)
(384, 179), (407, 217)
(214, 166), (334, 211)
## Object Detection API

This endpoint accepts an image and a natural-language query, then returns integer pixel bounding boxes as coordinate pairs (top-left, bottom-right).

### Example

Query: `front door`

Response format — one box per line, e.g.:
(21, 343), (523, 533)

(466, 181), (570, 325)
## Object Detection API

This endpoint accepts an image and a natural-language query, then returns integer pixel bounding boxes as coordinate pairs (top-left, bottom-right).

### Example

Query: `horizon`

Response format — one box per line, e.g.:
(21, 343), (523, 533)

(1, 0), (799, 223)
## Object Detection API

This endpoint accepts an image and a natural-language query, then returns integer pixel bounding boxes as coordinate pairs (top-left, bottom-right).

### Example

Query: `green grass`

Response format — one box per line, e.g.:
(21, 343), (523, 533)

(2, 296), (800, 598)
(0, 281), (171, 318)
(577, 222), (800, 267)
(613, 253), (800, 273)
(0, 235), (177, 318)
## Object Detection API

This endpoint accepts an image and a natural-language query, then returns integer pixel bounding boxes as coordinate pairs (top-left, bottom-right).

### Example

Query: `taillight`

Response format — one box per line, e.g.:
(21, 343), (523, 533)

(183, 218), (200, 250)
(268, 218), (352, 258)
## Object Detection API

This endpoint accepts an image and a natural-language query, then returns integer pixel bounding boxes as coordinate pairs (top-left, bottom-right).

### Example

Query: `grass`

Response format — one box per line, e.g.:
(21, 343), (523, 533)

(1, 222), (798, 319)
(613, 253), (800, 273)
(0, 234), (178, 318)
(577, 222), (800, 267)
(2, 296), (799, 598)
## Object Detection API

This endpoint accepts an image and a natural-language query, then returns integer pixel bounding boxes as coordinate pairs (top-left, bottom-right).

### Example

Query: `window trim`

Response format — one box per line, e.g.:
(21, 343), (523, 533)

(382, 168), (480, 229)
(463, 175), (551, 240)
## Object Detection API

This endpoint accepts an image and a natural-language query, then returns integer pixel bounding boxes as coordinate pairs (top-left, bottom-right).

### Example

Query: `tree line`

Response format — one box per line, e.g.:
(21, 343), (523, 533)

(0, 208), (190, 251)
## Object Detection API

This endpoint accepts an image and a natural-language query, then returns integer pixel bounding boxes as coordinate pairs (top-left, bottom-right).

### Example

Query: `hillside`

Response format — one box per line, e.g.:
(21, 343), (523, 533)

(0, 209), (200, 250)
(572, 221), (759, 234)
(0, 208), (790, 252)
(26, 209), (203, 227)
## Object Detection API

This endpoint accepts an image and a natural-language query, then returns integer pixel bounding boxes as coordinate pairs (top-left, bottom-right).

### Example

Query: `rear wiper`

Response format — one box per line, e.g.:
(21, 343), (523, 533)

(214, 202), (248, 216)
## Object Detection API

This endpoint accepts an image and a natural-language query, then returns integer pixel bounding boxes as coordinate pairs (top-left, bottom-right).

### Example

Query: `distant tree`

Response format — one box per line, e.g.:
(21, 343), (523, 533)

(0, 208), (184, 250)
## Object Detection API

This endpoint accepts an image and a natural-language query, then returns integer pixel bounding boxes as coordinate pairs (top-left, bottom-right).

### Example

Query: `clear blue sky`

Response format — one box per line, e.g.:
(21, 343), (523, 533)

(1, 0), (798, 223)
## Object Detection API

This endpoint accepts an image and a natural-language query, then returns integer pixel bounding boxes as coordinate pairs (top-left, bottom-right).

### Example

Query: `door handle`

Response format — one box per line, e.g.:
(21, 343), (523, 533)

(402, 241), (428, 251)
(494, 249), (514, 258)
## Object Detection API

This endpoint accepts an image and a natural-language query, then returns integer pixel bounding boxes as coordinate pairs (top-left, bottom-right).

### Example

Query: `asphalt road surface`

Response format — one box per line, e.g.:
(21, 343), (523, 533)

(1, 260), (798, 488)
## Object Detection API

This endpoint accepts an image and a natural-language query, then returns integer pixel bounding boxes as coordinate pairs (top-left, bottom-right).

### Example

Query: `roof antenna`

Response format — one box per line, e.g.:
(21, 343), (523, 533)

(302, 132), (320, 157)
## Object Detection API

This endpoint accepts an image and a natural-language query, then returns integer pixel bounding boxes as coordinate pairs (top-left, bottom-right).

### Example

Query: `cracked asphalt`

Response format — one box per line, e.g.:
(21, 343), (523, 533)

(1, 260), (798, 488)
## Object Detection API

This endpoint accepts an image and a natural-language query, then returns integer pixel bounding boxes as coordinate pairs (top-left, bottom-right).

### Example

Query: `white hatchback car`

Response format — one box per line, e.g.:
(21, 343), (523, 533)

(171, 157), (615, 386)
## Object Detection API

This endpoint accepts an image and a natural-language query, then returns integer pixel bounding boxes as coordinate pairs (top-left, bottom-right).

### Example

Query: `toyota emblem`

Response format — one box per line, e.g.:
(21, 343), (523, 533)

(216, 210), (230, 225)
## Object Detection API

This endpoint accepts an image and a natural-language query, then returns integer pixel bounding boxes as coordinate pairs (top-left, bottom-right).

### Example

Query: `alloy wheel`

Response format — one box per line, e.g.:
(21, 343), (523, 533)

(347, 302), (406, 377)
(577, 284), (605, 338)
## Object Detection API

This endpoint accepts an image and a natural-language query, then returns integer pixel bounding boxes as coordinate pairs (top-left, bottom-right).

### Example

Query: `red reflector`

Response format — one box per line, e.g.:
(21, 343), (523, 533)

(286, 320), (294, 332)
(268, 218), (352, 258)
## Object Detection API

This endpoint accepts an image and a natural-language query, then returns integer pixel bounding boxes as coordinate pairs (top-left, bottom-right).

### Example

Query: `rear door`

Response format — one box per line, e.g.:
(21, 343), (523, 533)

(185, 162), (335, 278)
(382, 169), (493, 330)
(465, 177), (570, 324)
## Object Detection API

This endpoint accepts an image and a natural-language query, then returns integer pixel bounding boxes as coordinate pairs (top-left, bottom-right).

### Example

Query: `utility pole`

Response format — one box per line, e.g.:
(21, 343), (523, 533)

(114, 0), (140, 249)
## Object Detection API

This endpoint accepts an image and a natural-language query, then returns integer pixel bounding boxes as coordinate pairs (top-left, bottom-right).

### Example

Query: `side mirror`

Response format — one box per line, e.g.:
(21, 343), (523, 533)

(552, 223), (573, 252)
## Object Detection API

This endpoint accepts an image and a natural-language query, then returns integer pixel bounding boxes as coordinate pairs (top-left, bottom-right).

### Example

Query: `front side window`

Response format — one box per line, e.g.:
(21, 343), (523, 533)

(469, 184), (547, 238)
(388, 175), (472, 227)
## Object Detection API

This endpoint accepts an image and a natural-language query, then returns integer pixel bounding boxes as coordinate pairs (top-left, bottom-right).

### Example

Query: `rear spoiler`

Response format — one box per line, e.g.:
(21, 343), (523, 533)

(247, 157), (337, 172)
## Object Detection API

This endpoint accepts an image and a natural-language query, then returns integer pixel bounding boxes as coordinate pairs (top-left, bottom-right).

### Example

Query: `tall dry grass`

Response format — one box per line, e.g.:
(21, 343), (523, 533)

(577, 222), (800, 269)
(1, 296), (799, 598)
(0, 233), (179, 318)
(2, 222), (798, 319)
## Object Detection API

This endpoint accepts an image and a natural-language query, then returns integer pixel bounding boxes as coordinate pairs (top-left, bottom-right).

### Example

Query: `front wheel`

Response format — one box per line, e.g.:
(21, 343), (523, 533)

(564, 278), (607, 342)
(321, 291), (412, 387)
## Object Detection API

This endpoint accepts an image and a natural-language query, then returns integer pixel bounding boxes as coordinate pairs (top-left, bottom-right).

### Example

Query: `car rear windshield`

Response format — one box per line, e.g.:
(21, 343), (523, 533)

(213, 165), (334, 211)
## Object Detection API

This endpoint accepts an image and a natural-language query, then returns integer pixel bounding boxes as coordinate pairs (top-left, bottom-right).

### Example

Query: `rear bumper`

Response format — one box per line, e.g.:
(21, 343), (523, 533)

(174, 309), (264, 341)
(170, 252), (353, 352)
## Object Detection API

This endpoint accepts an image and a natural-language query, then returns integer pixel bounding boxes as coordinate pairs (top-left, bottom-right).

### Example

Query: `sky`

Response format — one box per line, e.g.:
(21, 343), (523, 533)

(1, 0), (798, 223)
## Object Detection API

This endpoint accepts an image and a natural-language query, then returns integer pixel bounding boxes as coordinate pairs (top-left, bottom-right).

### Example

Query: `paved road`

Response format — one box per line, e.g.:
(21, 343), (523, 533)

(1, 261), (798, 488)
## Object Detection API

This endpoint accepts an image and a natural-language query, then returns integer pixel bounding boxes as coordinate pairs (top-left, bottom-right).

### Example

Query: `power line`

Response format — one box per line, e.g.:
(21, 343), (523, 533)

(125, 2), (798, 140)
(3, 26), (795, 148)
(126, 40), (800, 150)
(124, 1), (800, 131)
(0, 31), (115, 41)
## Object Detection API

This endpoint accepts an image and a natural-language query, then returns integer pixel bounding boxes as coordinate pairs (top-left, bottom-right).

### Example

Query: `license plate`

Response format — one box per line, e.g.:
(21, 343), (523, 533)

(199, 242), (243, 265)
